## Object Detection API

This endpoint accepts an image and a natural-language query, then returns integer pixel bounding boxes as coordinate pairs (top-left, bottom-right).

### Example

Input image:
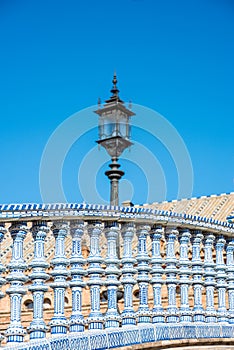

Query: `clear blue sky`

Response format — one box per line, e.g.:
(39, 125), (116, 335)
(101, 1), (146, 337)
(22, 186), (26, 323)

(0, 0), (233, 205)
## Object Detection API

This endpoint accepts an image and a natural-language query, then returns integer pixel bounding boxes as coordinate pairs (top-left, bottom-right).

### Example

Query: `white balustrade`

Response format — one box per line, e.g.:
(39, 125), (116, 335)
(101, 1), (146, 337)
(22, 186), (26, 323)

(0, 205), (233, 347)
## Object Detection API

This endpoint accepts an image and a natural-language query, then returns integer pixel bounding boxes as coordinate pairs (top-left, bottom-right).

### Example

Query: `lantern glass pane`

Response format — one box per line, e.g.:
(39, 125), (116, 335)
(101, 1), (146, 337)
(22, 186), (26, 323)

(98, 111), (130, 140)
(119, 122), (125, 138)
(103, 119), (115, 138)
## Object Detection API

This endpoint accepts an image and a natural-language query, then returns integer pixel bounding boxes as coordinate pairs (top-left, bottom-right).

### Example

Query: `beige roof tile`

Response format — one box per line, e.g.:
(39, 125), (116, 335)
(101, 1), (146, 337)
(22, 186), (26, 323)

(143, 192), (234, 222)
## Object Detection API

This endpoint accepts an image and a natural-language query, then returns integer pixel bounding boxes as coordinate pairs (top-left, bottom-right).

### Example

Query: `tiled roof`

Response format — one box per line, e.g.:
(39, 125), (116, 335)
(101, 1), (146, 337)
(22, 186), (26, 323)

(141, 192), (234, 222)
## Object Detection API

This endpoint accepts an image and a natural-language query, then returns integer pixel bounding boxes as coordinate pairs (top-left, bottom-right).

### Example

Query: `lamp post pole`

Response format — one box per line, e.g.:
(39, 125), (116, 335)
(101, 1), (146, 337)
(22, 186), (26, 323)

(105, 158), (124, 207)
(95, 73), (134, 207)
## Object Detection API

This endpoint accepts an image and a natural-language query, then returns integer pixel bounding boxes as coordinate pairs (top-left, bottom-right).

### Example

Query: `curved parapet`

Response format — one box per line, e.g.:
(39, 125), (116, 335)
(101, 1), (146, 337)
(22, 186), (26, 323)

(0, 202), (233, 235)
(0, 203), (233, 348)
(3, 324), (234, 350)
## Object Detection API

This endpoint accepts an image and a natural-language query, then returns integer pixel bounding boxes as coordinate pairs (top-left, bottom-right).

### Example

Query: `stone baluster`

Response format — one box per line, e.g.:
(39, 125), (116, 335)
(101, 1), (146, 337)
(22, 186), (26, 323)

(191, 230), (205, 322)
(49, 221), (69, 334)
(0, 225), (6, 345)
(136, 224), (151, 323)
(104, 222), (121, 328)
(87, 221), (104, 330)
(0, 225), (6, 298)
(69, 220), (86, 332)
(178, 228), (192, 322)
(226, 238), (234, 323)
(121, 223), (137, 326)
(150, 225), (165, 323)
(204, 233), (217, 323)
(5, 222), (28, 343)
(165, 226), (179, 323)
(215, 235), (228, 322)
(28, 221), (50, 339)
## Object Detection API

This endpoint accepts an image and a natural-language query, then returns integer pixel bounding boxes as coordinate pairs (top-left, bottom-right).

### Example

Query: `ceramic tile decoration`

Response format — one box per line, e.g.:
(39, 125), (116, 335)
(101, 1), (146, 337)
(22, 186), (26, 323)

(0, 195), (234, 349)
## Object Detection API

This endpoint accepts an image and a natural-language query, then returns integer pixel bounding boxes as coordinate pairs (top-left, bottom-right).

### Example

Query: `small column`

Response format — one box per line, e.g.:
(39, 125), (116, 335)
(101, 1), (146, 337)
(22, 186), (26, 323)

(178, 228), (192, 322)
(215, 235), (228, 322)
(69, 220), (86, 332)
(121, 223), (137, 326)
(191, 230), (205, 322)
(150, 225), (164, 323)
(87, 221), (104, 330)
(136, 224), (151, 323)
(0, 225), (6, 298)
(0, 225), (6, 345)
(5, 222), (28, 343)
(104, 222), (121, 328)
(204, 233), (217, 323)
(226, 238), (234, 323)
(165, 226), (179, 323)
(28, 221), (50, 339)
(49, 221), (69, 335)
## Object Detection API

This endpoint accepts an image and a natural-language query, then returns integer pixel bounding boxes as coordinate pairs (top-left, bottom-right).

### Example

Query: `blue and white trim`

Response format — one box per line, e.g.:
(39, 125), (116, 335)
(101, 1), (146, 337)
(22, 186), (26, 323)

(0, 203), (234, 348)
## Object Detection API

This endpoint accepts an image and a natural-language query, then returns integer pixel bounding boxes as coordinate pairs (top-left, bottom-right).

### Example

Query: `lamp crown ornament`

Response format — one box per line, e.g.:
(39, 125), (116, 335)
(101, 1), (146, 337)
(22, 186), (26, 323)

(105, 71), (123, 104)
(94, 73), (135, 206)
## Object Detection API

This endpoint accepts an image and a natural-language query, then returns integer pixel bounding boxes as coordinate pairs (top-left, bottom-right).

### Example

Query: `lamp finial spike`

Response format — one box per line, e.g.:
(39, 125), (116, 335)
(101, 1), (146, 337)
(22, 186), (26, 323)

(110, 71), (119, 99)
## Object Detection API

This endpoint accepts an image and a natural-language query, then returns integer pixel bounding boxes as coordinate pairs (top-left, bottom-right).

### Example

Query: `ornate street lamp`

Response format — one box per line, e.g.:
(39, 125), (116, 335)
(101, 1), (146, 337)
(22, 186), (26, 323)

(94, 73), (135, 206)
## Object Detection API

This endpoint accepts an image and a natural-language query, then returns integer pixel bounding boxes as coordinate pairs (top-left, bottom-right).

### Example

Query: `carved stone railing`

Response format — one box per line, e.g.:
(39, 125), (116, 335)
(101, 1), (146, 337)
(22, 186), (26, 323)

(0, 203), (234, 349)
